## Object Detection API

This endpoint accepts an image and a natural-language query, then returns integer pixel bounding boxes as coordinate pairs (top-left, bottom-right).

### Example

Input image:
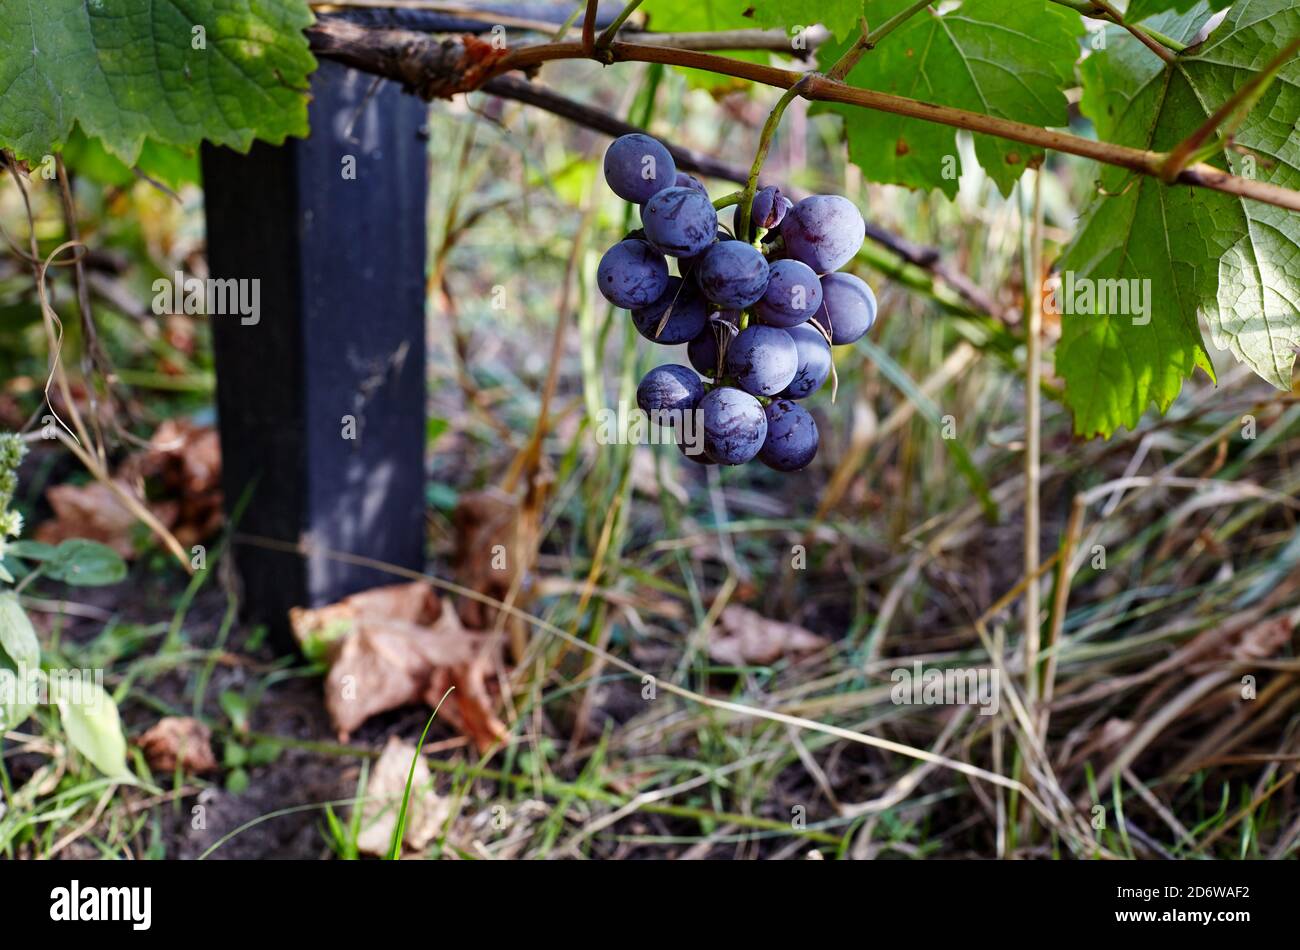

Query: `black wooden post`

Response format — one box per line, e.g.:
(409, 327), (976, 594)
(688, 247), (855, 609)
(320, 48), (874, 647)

(202, 60), (428, 643)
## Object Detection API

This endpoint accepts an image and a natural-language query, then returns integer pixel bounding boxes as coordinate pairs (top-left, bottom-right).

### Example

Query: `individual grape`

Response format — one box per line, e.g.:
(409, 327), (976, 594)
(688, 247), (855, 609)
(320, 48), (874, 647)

(687, 315), (737, 379)
(677, 230), (726, 283)
(753, 259), (822, 328)
(778, 324), (832, 400)
(732, 185), (793, 237)
(759, 400), (818, 472)
(637, 364), (705, 416)
(603, 133), (676, 204)
(725, 324), (798, 397)
(697, 241), (769, 309)
(677, 431), (715, 465)
(675, 172), (709, 196)
(687, 325), (720, 379)
(781, 195), (866, 274)
(813, 272), (877, 345)
(597, 239), (669, 309)
(700, 387), (768, 465)
(631, 277), (709, 344)
(752, 185), (793, 230)
(641, 187), (719, 258)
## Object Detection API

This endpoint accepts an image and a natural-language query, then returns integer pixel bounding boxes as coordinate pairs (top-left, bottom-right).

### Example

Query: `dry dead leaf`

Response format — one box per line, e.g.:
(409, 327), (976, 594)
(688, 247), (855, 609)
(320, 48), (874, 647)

(1186, 613), (1296, 674)
(290, 581), (502, 747)
(35, 417), (221, 557)
(35, 480), (175, 557)
(122, 418), (223, 549)
(135, 716), (218, 774)
(426, 650), (509, 754)
(290, 580), (442, 651)
(356, 737), (450, 857)
(452, 489), (521, 629)
(1232, 615), (1294, 662)
(708, 605), (830, 667)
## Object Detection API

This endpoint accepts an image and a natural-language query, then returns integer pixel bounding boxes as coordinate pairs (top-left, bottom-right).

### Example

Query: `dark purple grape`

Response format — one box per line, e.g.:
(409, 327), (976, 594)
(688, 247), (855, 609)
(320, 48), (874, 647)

(677, 431), (715, 464)
(778, 324), (832, 400)
(752, 186), (793, 229)
(700, 387), (767, 465)
(687, 324), (720, 379)
(631, 277), (709, 344)
(597, 239), (669, 309)
(677, 230), (726, 283)
(604, 133), (676, 204)
(732, 185), (793, 237)
(725, 324), (797, 397)
(675, 172), (709, 197)
(753, 259), (822, 328)
(687, 314), (738, 378)
(637, 364), (705, 416)
(781, 195), (865, 274)
(697, 241), (769, 309)
(759, 400), (818, 472)
(641, 187), (719, 258)
(813, 272), (877, 345)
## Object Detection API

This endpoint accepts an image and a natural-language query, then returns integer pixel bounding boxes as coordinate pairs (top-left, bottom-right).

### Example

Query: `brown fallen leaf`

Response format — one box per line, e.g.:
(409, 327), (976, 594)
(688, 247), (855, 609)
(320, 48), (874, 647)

(135, 717), (218, 774)
(0, 391), (26, 429)
(426, 650), (509, 754)
(35, 417), (221, 558)
(122, 418), (223, 549)
(708, 605), (830, 667)
(356, 737), (450, 857)
(35, 481), (176, 558)
(290, 581), (493, 744)
(452, 489), (521, 629)
(290, 580), (442, 655)
(1232, 615), (1294, 663)
(1187, 613), (1296, 674)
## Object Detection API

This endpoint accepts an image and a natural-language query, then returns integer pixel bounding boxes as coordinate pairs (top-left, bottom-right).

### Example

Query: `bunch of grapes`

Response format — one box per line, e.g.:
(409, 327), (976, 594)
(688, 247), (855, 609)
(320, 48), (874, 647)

(597, 133), (877, 472)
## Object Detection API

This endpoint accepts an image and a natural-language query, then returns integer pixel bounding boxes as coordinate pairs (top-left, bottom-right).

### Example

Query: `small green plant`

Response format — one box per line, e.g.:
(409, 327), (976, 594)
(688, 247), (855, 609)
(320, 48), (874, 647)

(0, 433), (132, 781)
(322, 760), (370, 860)
(388, 687), (454, 860)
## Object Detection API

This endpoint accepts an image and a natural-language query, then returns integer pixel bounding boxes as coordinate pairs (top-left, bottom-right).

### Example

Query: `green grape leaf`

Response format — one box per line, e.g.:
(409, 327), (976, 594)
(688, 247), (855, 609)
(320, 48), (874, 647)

(818, 0), (1084, 198)
(0, 0), (317, 165)
(640, 0), (770, 90)
(1058, 1), (1300, 437)
(1123, 0), (1231, 23)
(61, 128), (200, 190)
(642, 0), (863, 48)
(52, 674), (132, 780)
(748, 0), (865, 41)
(0, 592), (40, 731)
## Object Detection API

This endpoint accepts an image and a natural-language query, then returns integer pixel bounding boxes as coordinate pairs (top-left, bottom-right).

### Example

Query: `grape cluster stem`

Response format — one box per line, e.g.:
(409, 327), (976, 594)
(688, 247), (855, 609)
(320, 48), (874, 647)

(737, 75), (815, 241)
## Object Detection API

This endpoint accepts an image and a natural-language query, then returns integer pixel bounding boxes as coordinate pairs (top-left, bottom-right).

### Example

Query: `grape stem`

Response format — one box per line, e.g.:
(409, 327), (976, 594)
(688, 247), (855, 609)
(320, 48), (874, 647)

(595, 0), (645, 51)
(827, 1), (934, 82)
(1090, 0), (1174, 64)
(580, 0), (599, 56)
(481, 73), (1010, 319)
(306, 17), (1300, 212)
(711, 190), (744, 210)
(737, 75), (815, 241)
(1160, 35), (1300, 181)
(1051, 0), (1187, 55)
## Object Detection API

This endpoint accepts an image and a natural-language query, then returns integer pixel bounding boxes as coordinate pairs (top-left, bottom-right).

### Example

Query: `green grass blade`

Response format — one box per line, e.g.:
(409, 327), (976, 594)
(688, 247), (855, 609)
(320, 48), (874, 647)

(388, 687), (455, 860)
